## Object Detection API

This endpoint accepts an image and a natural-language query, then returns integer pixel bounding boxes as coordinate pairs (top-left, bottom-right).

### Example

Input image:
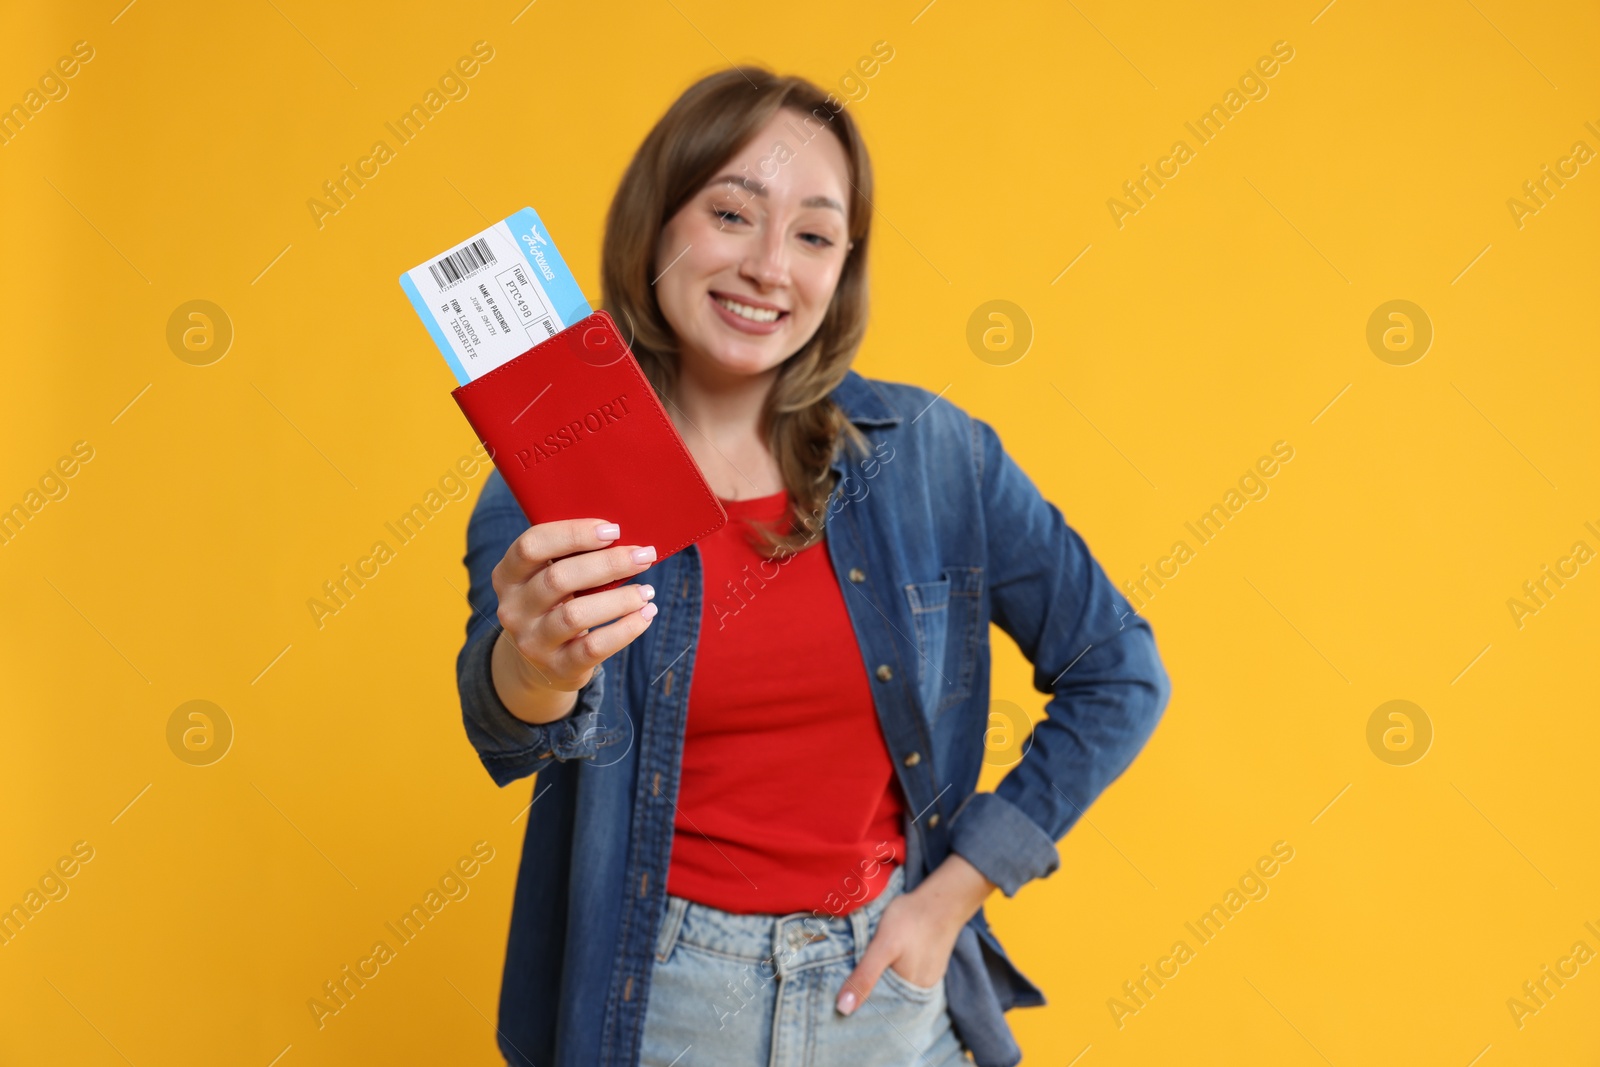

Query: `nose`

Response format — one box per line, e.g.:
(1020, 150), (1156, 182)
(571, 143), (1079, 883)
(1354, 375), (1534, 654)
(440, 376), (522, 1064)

(740, 223), (789, 291)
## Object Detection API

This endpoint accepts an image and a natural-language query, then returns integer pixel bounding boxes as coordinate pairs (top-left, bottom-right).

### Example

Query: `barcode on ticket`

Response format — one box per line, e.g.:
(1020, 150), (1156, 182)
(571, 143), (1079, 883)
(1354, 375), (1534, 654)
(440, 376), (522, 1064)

(428, 237), (497, 290)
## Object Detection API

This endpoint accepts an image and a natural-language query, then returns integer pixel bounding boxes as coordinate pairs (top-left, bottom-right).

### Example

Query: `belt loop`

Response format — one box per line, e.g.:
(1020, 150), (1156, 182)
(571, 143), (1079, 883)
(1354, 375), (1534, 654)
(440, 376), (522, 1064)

(655, 895), (689, 962)
(849, 906), (871, 969)
(771, 917), (792, 980)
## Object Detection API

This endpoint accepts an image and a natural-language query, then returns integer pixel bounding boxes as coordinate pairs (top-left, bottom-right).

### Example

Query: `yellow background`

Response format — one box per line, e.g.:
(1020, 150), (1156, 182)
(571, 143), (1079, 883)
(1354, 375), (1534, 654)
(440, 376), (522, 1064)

(3, 0), (1597, 1063)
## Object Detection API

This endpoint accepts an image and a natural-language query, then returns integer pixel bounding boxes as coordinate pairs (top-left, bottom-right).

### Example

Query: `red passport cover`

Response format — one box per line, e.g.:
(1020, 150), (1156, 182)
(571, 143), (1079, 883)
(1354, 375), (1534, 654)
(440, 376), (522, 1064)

(451, 310), (726, 593)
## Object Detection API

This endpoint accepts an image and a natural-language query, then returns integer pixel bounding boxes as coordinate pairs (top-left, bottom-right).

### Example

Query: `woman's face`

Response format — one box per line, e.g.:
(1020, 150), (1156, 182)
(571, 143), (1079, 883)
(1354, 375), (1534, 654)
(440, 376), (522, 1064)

(652, 107), (853, 383)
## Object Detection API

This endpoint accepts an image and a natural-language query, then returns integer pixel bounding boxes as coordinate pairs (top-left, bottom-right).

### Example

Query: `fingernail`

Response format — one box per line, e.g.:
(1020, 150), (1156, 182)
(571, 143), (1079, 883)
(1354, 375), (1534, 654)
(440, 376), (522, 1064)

(836, 990), (857, 1015)
(631, 546), (657, 565)
(640, 602), (658, 621)
(596, 523), (620, 541)
(638, 584), (656, 602)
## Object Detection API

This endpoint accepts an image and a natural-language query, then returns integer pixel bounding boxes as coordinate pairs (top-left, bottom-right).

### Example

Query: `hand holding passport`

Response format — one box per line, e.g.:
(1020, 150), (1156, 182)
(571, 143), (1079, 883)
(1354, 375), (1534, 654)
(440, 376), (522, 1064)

(400, 208), (727, 714)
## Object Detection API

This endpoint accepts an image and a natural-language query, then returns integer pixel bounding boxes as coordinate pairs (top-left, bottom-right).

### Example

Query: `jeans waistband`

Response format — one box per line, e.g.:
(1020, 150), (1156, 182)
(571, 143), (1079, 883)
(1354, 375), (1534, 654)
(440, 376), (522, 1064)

(653, 864), (906, 977)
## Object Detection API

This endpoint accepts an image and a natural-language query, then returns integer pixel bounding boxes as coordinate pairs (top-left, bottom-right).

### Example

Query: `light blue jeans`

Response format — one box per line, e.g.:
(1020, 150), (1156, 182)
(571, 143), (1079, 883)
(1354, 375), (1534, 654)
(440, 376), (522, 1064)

(639, 865), (974, 1066)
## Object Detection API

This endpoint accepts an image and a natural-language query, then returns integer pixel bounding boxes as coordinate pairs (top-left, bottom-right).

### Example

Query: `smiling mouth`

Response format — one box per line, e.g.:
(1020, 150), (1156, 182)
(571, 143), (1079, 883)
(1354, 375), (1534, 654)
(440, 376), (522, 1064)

(711, 293), (787, 324)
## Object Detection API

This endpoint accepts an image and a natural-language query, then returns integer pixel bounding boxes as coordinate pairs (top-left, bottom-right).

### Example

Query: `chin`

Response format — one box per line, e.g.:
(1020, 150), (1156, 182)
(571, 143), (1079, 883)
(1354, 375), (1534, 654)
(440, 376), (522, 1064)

(700, 340), (788, 378)
(690, 324), (795, 377)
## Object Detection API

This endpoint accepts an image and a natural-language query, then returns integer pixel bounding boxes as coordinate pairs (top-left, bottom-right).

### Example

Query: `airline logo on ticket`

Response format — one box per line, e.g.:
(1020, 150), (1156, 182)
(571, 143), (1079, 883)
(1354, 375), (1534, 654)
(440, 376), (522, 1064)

(399, 206), (591, 384)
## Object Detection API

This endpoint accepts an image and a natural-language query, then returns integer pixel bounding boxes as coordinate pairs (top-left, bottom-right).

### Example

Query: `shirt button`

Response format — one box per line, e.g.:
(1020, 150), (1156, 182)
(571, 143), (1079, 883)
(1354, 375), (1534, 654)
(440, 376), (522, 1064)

(903, 752), (921, 767)
(875, 664), (893, 682)
(848, 567), (866, 583)
(927, 813), (941, 828)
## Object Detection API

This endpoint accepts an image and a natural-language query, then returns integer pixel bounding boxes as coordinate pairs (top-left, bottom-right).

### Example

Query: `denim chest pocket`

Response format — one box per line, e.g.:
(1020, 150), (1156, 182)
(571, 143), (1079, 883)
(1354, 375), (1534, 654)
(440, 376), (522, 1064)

(904, 567), (982, 717)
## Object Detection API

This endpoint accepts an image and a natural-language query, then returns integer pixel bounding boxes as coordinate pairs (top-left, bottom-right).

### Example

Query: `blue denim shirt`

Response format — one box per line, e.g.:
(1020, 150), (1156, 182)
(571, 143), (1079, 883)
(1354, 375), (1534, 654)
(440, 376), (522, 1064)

(455, 368), (1171, 1067)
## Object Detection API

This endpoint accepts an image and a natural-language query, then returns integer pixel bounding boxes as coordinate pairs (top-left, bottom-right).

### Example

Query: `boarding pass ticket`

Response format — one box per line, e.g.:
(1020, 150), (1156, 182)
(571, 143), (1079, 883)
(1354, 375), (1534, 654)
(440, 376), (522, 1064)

(399, 206), (592, 385)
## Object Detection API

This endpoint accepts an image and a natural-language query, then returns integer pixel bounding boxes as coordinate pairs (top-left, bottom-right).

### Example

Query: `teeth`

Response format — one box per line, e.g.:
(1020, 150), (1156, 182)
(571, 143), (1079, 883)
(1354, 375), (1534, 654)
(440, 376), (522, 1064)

(715, 295), (781, 323)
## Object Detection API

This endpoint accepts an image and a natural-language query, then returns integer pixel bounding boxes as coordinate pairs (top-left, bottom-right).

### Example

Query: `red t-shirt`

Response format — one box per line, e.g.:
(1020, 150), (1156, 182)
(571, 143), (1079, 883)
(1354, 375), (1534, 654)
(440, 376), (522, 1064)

(667, 487), (906, 915)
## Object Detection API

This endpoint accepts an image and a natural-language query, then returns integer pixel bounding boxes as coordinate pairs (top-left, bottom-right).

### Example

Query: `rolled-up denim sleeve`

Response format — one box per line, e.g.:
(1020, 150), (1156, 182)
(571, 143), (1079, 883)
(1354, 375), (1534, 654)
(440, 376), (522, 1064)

(947, 416), (1172, 897)
(456, 470), (607, 788)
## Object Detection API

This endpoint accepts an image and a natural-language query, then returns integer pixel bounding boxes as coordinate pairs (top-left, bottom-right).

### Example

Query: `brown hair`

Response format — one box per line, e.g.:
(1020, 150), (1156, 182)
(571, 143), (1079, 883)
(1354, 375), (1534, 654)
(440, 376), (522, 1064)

(600, 66), (875, 559)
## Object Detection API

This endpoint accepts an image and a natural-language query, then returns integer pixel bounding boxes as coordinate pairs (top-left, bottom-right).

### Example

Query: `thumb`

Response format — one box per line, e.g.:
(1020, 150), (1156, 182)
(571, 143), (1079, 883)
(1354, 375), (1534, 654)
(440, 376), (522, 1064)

(837, 935), (894, 1017)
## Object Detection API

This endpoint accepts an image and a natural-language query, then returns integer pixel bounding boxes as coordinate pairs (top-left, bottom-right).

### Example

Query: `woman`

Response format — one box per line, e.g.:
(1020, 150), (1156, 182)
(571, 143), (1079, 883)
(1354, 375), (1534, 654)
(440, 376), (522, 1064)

(456, 67), (1171, 1067)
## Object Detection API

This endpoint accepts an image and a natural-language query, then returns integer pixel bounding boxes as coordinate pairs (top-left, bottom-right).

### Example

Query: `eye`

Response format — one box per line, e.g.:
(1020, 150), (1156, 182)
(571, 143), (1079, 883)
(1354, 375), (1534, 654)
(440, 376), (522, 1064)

(713, 208), (746, 226)
(799, 232), (834, 248)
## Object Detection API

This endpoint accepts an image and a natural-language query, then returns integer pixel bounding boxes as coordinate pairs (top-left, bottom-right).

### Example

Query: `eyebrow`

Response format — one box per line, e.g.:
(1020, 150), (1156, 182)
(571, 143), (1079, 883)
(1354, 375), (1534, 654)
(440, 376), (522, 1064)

(709, 173), (845, 215)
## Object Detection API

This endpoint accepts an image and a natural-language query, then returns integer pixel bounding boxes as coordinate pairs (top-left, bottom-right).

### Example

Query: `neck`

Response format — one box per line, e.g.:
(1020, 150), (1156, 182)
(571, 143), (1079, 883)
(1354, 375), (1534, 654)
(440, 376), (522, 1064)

(668, 351), (783, 499)
(671, 357), (775, 436)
